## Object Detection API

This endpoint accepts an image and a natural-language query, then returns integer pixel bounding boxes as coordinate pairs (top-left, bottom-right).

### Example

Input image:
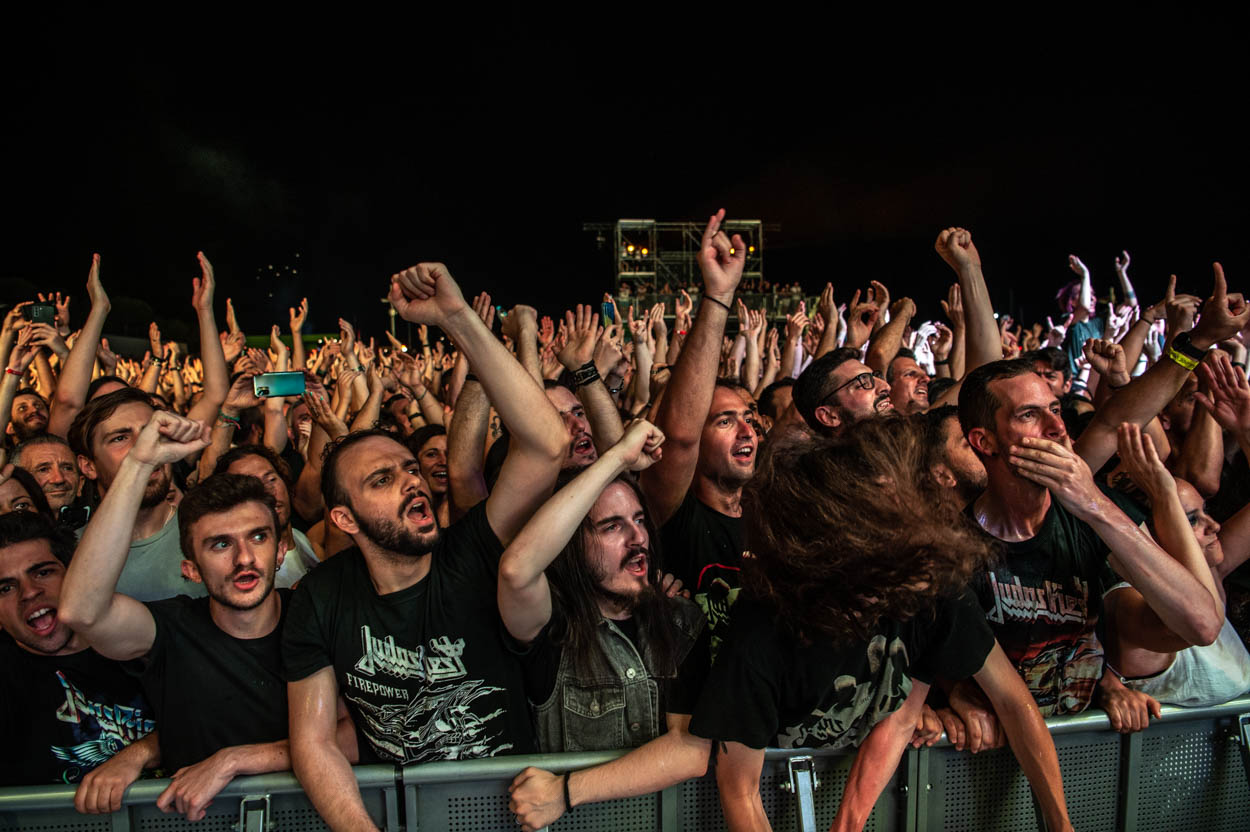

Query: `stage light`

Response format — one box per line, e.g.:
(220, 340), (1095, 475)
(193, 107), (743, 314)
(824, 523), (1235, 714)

(748, 246), (755, 253)
(627, 244), (635, 253)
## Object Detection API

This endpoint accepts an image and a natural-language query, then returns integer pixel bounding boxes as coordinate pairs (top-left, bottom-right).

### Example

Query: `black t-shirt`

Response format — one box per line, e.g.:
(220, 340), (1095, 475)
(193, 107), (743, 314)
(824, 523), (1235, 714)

(519, 609), (711, 715)
(283, 503), (535, 764)
(138, 590), (291, 771)
(689, 594), (992, 750)
(965, 488), (1140, 716)
(660, 492), (746, 661)
(0, 637), (155, 785)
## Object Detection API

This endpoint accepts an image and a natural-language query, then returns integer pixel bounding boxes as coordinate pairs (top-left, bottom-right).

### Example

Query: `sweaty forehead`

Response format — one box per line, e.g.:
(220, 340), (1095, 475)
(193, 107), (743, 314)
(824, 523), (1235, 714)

(342, 435), (411, 476)
(589, 481), (643, 522)
(708, 386), (752, 418)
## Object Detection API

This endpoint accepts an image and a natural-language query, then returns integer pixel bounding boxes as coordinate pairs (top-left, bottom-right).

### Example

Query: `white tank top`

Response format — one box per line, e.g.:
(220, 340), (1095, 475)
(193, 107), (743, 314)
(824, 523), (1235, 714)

(1108, 584), (1250, 707)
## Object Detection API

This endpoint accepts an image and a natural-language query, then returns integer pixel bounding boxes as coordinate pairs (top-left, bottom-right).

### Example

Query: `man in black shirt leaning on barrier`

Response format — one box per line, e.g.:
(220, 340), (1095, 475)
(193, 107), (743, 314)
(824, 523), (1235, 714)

(284, 262), (568, 832)
(61, 411), (356, 821)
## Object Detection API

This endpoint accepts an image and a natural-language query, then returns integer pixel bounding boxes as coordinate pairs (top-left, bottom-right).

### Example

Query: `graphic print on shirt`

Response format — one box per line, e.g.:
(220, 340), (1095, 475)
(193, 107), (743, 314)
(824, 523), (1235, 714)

(345, 626), (513, 763)
(694, 564), (742, 662)
(983, 570), (1103, 716)
(50, 672), (155, 781)
(776, 635), (912, 750)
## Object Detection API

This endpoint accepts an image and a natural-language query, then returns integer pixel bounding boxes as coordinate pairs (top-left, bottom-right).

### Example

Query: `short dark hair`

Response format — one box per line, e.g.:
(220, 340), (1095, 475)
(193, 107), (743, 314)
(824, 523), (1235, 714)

(86, 375), (129, 401)
(13, 387), (46, 404)
(213, 444), (293, 488)
(0, 466), (53, 517)
(178, 474), (279, 561)
(958, 358), (1038, 436)
(12, 434), (73, 468)
(926, 375), (957, 403)
(1022, 347), (1071, 383)
(886, 348), (917, 384)
(320, 429), (407, 512)
(406, 424), (446, 459)
(793, 348), (862, 429)
(67, 387), (155, 460)
(921, 405), (960, 471)
(758, 378), (796, 421)
(0, 510), (75, 566)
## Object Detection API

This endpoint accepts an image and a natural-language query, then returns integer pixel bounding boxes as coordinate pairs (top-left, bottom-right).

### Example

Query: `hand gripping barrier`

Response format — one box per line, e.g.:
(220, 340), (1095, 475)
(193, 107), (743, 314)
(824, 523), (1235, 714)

(2, 696), (1247, 831)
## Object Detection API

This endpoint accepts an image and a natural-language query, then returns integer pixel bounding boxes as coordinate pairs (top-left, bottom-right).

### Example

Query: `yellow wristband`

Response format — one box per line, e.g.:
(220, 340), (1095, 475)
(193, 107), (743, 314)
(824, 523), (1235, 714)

(1166, 345), (1199, 372)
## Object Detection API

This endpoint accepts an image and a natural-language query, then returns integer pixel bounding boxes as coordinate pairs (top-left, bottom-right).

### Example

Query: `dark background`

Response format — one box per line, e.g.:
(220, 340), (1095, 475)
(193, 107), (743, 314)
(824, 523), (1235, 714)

(2, 9), (1243, 349)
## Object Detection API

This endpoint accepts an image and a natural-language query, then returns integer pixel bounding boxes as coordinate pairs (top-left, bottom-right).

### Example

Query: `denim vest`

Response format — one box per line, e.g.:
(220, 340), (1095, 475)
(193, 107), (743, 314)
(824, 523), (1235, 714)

(535, 597), (705, 752)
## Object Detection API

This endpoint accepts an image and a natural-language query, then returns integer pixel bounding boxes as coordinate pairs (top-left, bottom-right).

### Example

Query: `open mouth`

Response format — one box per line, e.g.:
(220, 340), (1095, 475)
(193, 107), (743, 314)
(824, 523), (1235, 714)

(430, 468), (448, 485)
(622, 552), (648, 576)
(875, 397), (894, 413)
(731, 443), (755, 463)
(232, 571), (260, 592)
(404, 495), (436, 530)
(26, 606), (57, 637)
(572, 435), (595, 456)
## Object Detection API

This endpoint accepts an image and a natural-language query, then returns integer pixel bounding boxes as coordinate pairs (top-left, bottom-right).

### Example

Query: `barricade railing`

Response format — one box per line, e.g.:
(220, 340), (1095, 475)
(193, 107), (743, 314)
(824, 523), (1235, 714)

(2, 696), (1247, 831)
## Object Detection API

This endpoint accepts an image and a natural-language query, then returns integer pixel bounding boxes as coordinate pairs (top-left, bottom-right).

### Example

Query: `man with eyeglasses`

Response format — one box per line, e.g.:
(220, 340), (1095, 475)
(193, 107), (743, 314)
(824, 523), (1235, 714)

(793, 348), (894, 437)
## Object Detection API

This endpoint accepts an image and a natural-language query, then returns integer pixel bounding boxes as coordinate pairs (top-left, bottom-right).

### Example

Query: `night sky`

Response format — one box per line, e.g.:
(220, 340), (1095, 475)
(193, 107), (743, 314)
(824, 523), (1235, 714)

(4, 10), (1244, 351)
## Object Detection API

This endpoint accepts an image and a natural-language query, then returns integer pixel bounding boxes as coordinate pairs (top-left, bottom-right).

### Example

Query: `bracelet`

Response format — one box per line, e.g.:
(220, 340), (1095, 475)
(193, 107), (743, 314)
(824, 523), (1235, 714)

(571, 361), (600, 389)
(1165, 345), (1200, 372)
(464, 373), (479, 385)
(562, 772), (572, 812)
(1107, 380), (1130, 390)
(217, 410), (241, 426)
(703, 295), (733, 314)
(1234, 361), (1247, 371)
(4, 367), (21, 377)
(934, 358), (950, 365)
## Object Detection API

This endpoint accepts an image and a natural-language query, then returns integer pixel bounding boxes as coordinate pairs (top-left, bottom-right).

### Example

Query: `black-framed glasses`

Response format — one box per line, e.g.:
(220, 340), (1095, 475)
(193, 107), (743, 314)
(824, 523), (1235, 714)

(822, 371), (882, 404)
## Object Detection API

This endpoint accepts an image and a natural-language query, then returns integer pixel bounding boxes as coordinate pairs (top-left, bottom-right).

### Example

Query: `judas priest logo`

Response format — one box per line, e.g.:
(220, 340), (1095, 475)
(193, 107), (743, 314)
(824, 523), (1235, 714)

(986, 572), (1089, 626)
(354, 626), (467, 682)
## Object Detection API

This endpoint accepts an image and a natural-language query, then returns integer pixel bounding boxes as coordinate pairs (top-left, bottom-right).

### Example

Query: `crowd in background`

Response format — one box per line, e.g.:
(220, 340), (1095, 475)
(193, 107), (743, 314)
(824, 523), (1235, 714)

(2, 214), (1249, 832)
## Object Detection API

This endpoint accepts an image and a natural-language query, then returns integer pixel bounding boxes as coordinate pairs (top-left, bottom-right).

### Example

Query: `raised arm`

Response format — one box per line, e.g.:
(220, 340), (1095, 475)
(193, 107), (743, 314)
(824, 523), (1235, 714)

(558, 304), (624, 453)
(60, 411), (210, 660)
(289, 667), (379, 832)
(934, 228), (1000, 374)
(498, 421), (663, 643)
(1108, 423), (1223, 652)
(501, 304), (542, 384)
(865, 295), (915, 375)
(290, 297), (308, 371)
(1008, 436), (1222, 646)
(640, 209), (745, 526)
(48, 255), (110, 438)
(186, 253), (231, 426)
(446, 378), (490, 517)
(1076, 264), (1250, 472)
(390, 263), (567, 545)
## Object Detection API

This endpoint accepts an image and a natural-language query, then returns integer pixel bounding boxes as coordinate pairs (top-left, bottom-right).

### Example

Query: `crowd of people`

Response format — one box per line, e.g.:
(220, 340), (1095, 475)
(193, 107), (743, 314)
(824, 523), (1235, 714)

(2, 214), (1249, 832)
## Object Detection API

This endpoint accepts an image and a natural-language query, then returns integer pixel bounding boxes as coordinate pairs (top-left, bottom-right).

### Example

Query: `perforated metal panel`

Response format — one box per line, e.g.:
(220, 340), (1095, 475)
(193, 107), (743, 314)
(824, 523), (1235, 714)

(0, 812), (111, 832)
(421, 782), (660, 832)
(1136, 716), (1250, 832)
(929, 728), (1119, 832)
(677, 754), (896, 831)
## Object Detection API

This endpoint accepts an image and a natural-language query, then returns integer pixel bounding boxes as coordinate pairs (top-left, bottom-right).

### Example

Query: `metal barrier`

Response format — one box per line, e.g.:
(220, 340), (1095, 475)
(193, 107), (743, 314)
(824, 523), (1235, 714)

(2, 697), (1247, 831)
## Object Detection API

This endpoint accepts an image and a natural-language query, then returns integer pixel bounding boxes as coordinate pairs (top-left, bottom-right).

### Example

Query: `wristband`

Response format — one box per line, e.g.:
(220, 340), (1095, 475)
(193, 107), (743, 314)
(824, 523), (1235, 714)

(1170, 331), (1207, 363)
(1107, 380), (1130, 390)
(934, 358), (950, 365)
(1233, 361), (1247, 371)
(703, 295), (733, 314)
(562, 772), (572, 811)
(4, 367), (21, 377)
(571, 361), (600, 389)
(464, 373), (479, 385)
(1165, 345), (1199, 372)
(217, 410), (241, 426)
